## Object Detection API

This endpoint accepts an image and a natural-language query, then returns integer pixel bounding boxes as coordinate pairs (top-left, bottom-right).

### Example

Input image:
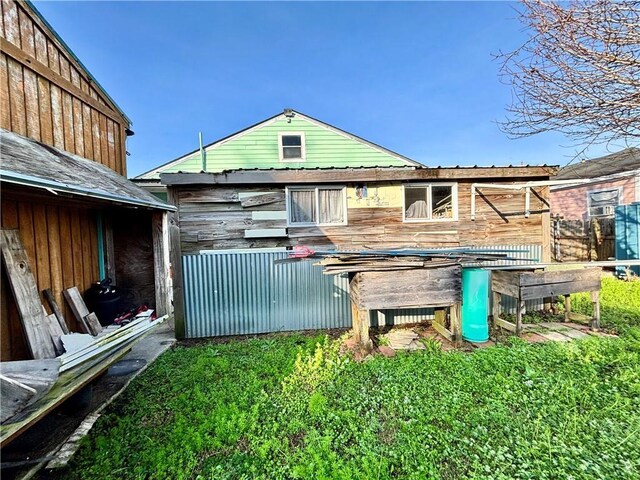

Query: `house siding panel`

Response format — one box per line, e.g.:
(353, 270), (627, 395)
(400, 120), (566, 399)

(153, 116), (410, 175)
(551, 176), (637, 220)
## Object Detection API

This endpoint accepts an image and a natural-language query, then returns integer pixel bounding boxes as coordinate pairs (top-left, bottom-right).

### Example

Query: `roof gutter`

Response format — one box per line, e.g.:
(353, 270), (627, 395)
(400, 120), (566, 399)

(0, 170), (175, 211)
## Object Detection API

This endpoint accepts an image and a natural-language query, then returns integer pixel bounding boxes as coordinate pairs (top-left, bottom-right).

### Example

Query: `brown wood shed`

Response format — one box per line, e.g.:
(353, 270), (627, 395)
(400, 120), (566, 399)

(0, 0), (174, 361)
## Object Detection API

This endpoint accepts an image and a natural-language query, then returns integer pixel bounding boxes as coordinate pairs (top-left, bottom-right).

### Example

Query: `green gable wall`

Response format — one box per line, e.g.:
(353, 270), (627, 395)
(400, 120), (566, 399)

(145, 115), (413, 178)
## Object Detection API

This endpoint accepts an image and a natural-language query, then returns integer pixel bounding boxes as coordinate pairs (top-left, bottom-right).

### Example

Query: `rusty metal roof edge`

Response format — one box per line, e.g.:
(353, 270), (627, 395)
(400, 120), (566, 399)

(164, 164), (560, 176)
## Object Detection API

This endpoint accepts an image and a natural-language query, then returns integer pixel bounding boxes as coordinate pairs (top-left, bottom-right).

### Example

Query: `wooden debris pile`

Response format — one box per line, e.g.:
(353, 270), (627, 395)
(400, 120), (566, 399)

(0, 229), (166, 443)
(277, 245), (535, 275)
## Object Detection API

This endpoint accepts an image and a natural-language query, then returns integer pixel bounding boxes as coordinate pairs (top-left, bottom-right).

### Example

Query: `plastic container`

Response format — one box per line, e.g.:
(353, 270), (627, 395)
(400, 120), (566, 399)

(461, 268), (489, 342)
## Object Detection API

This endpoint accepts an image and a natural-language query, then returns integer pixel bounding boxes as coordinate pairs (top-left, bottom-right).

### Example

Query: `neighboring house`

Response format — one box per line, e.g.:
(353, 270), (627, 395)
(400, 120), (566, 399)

(549, 148), (640, 262)
(0, 0), (173, 361)
(551, 147), (640, 220)
(137, 109), (557, 338)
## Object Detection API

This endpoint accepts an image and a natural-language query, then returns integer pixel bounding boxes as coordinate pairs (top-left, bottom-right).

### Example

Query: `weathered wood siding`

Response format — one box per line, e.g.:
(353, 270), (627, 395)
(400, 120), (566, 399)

(1, 194), (99, 360)
(0, 0), (128, 175)
(172, 180), (551, 257)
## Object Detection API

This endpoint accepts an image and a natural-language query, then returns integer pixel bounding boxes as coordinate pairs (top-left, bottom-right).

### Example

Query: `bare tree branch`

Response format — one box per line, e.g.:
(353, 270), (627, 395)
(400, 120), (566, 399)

(498, 0), (640, 146)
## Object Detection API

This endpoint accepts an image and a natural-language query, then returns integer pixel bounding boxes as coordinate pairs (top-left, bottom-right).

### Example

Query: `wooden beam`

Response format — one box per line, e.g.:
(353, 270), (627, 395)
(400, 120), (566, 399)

(0, 40), (127, 125)
(350, 302), (372, 352)
(103, 216), (116, 284)
(591, 290), (600, 330)
(161, 167), (558, 186)
(450, 303), (462, 346)
(494, 317), (517, 333)
(43, 288), (69, 334)
(0, 229), (56, 359)
(63, 287), (91, 334)
(167, 189), (185, 338)
(152, 211), (171, 317)
(83, 312), (103, 336)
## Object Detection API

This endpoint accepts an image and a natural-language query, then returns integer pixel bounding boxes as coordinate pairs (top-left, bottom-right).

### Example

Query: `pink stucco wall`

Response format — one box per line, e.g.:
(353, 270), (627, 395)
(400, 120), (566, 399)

(550, 175), (638, 220)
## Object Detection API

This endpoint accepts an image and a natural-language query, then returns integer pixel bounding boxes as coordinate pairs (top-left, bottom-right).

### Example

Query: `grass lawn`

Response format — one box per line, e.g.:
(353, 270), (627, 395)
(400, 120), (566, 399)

(57, 278), (640, 479)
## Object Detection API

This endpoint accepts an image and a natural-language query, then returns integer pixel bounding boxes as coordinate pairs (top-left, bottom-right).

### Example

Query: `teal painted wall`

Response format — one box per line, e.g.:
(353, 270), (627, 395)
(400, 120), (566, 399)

(143, 115), (413, 178)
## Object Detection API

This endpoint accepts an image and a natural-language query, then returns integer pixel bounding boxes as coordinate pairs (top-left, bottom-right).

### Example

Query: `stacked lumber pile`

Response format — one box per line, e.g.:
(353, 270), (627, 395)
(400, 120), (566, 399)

(0, 229), (166, 436)
(277, 245), (534, 275)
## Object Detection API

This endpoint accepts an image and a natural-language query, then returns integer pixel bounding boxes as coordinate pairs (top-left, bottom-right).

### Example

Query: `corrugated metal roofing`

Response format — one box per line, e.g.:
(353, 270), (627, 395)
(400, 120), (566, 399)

(0, 129), (174, 211)
(172, 164), (558, 175)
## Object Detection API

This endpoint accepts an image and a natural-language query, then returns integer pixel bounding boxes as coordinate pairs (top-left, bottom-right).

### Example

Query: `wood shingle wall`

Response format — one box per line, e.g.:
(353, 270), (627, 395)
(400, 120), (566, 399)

(0, 0), (129, 175)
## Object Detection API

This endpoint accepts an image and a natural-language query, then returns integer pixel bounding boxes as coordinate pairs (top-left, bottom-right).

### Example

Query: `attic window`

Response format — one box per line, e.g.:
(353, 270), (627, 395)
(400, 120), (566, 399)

(279, 132), (305, 162)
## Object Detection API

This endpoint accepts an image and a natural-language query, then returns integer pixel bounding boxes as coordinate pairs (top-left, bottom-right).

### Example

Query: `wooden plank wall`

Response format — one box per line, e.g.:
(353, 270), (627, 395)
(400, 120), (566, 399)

(0, 0), (128, 175)
(172, 181), (550, 255)
(552, 217), (615, 262)
(1, 196), (98, 360)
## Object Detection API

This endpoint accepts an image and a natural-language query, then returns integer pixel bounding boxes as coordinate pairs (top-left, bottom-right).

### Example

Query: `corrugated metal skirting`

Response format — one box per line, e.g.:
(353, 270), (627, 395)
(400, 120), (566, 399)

(182, 251), (351, 338)
(182, 245), (543, 338)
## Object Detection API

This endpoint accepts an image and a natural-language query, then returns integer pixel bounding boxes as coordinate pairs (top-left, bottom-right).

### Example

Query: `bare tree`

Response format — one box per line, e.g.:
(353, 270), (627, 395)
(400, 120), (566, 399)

(498, 0), (640, 147)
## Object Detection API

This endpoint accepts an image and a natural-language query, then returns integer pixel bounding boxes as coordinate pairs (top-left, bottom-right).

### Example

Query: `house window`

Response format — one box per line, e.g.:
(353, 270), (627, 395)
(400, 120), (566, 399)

(279, 132), (305, 162)
(287, 186), (346, 226)
(403, 183), (457, 221)
(587, 188), (620, 217)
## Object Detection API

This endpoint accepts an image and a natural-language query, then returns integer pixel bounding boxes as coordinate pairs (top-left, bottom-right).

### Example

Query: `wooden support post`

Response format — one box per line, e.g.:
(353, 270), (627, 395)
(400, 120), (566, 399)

(563, 294), (571, 323)
(434, 308), (446, 328)
(492, 292), (501, 325)
(103, 216), (116, 284)
(515, 298), (525, 336)
(152, 211), (171, 317)
(350, 302), (372, 352)
(167, 188), (185, 339)
(450, 302), (462, 346)
(591, 291), (601, 330)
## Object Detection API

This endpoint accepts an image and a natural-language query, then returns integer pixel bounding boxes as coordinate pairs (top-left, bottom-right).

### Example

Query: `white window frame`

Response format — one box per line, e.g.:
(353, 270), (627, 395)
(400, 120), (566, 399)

(278, 132), (306, 162)
(402, 183), (458, 222)
(286, 185), (348, 227)
(586, 186), (622, 217)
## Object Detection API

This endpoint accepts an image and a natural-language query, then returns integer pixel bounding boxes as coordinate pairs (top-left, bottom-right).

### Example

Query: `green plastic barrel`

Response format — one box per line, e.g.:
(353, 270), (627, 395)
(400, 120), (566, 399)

(461, 268), (489, 343)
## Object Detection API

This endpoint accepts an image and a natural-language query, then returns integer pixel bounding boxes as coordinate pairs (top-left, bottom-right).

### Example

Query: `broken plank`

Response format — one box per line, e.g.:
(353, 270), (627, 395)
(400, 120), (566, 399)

(239, 192), (285, 208)
(83, 312), (103, 336)
(43, 314), (65, 355)
(0, 230), (56, 359)
(43, 288), (69, 334)
(537, 330), (571, 342)
(63, 287), (91, 333)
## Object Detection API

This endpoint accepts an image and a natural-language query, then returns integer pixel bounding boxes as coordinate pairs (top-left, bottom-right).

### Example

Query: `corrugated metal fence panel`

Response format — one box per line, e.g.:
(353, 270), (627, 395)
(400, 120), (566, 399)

(182, 251), (351, 338)
(182, 245), (543, 338)
(464, 245), (544, 314)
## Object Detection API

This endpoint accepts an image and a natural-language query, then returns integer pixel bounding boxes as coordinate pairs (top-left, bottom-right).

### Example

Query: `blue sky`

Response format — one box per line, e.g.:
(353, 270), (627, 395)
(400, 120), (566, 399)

(34, 1), (614, 177)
